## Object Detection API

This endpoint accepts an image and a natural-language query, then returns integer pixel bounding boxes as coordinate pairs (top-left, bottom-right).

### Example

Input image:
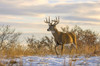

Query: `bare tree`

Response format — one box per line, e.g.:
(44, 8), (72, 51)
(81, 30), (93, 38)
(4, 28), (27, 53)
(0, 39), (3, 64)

(0, 25), (21, 50)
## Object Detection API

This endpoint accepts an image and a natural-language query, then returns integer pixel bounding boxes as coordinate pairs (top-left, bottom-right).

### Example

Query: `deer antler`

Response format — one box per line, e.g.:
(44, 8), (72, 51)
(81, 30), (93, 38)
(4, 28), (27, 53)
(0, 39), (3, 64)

(44, 16), (60, 25)
(53, 16), (60, 25)
(44, 16), (52, 25)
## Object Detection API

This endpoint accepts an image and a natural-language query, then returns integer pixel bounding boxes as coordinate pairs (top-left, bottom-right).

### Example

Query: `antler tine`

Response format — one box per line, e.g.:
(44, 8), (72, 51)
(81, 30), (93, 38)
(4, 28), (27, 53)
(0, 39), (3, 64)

(53, 16), (59, 25)
(44, 17), (47, 23)
(49, 16), (50, 23)
(44, 17), (52, 25)
(57, 16), (60, 23)
(48, 16), (52, 25)
(44, 17), (49, 23)
(44, 16), (59, 25)
(56, 17), (57, 21)
(44, 18), (46, 22)
(46, 17), (47, 22)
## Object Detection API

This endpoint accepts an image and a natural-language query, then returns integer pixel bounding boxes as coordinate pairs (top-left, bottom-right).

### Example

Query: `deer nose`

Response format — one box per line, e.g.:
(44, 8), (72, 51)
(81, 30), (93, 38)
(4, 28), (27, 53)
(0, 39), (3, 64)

(47, 29), (50, 31)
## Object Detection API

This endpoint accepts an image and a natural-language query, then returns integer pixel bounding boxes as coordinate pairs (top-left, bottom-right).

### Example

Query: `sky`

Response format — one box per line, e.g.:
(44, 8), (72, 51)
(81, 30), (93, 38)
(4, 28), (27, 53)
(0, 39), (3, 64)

(0, 0), (100, 38)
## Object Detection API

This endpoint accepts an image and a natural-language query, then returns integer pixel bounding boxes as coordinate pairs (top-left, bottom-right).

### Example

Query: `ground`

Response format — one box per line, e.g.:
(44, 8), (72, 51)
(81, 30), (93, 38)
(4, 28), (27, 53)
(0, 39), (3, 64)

(0, 55), (100, 66)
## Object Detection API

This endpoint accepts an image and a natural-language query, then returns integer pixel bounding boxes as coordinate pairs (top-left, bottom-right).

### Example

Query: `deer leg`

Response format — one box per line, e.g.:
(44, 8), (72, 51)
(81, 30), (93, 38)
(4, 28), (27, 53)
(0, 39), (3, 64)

(67, 44), (71, 49)
(72, 43), (78, 54)
(72, 43), (77, 49)
(55, 45), (59, 55)
(68, 44), (72, 54)
(61, 44), (64, 56)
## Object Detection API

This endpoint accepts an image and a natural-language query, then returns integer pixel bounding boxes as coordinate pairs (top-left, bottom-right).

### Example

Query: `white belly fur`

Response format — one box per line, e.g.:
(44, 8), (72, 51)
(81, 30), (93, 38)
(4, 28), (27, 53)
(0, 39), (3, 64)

(64, 43), (71, 47)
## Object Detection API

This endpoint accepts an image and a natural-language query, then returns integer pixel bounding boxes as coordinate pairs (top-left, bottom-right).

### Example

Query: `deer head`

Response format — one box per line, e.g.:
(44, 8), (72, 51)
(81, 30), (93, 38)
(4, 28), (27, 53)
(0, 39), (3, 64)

(44, 17), (60, 31)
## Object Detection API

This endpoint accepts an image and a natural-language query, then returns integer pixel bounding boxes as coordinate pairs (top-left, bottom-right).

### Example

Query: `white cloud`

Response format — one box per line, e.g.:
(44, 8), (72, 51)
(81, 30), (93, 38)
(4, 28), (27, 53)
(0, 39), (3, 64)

(0, 21), (48, 33)
(0, 0), (48, 6)
(0, 15), (23, 20)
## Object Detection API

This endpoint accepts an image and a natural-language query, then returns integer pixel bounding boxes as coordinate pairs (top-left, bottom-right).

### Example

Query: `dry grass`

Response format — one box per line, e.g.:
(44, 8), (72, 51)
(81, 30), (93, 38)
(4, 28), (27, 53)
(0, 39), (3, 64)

(0, 62), (5, 66)
(0, 43), (100, 58)
(58, 43), (100, 57)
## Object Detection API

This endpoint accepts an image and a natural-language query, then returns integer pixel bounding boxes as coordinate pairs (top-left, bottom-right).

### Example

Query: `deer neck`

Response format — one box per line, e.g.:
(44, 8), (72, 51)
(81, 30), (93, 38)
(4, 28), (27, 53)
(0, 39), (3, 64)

(51, 28), (59, 38)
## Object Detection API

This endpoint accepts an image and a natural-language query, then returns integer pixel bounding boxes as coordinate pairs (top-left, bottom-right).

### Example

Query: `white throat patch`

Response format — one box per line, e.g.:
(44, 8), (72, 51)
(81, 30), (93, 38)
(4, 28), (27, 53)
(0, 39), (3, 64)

(51, 31), (55, 33)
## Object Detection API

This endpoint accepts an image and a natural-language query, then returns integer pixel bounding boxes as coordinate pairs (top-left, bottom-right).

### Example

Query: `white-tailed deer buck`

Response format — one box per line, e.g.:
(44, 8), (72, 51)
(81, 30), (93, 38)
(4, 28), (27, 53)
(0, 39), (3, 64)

(44, 17), (77, 55)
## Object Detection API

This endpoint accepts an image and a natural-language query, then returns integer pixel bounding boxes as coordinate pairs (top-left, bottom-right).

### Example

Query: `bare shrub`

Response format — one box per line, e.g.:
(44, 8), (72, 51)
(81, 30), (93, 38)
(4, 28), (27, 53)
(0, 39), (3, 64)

(60, 25), (100, 56)
(26, 35), (38, 49)
(0, 25), (21, 51)
(26, 35), (55, 55)
(39, 36), (54, 50)
(61, 25), (99, 46)
(26, 35), (54, 49)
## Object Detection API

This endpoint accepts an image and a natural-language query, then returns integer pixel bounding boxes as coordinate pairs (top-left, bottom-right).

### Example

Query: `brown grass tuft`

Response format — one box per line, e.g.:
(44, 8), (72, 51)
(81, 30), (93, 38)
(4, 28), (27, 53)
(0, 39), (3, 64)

(0, 62), (5, 66)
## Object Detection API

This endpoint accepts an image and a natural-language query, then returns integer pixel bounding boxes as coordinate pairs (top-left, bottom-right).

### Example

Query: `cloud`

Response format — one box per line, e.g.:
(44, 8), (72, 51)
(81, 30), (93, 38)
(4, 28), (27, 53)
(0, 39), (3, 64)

(0, 22), (46, 28)
(63, 16), (100, 22)
(0, 1), (100, 25)
(0, 15), (23, 20)
(0, 1), (100, 15)
(67, 21), (100, 26)
(0, 21), (48, 33)
(0, 0), (48, 16)
(0, 0), (100, 34)
(0, 0), (48, 6)
(49, 0), (98, 3)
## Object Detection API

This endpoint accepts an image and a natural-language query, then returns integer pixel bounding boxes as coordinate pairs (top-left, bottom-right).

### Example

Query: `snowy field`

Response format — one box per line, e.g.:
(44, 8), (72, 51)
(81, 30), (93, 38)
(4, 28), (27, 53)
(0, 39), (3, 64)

(0, 55), (100, 66)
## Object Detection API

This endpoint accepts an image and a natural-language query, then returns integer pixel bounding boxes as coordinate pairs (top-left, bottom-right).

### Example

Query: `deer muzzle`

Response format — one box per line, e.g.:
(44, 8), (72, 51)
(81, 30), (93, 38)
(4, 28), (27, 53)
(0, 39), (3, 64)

(47, 29), (50, 31)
